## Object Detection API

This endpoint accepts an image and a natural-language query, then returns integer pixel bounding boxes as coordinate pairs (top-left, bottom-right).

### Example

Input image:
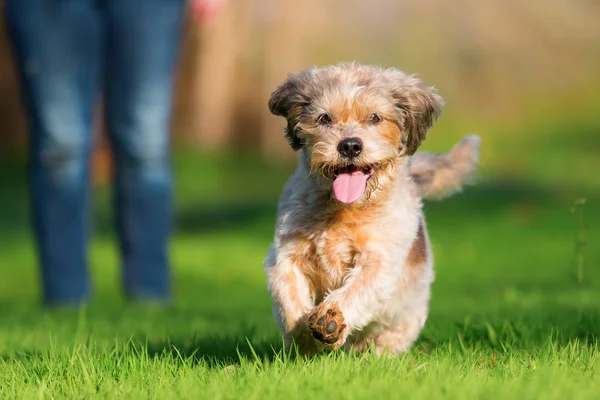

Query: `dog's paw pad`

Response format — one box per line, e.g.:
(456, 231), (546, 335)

(326, 320), (337, 334)
(308, 305), (346, 346)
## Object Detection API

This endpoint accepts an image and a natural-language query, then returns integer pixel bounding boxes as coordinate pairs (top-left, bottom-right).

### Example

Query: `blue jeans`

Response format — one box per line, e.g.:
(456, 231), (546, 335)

(5, 0), (186, 305)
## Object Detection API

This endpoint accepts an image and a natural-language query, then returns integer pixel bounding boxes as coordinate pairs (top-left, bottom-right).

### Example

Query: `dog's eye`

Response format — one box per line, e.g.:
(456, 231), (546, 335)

(317, 114), (332, 125)
(369, 113), (381, 123)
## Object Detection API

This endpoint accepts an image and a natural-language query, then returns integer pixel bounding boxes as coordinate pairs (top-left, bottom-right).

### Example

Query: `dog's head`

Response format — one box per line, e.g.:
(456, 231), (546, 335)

(269, 63), (444, 204)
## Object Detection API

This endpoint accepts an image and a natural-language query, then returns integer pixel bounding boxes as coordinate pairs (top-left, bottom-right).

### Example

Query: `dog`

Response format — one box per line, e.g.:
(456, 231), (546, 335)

(264, 62), (480, 356)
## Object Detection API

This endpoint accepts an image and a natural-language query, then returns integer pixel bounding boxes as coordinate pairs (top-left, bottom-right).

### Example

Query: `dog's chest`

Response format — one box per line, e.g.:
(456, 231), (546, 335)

(311, 219), (369, 288)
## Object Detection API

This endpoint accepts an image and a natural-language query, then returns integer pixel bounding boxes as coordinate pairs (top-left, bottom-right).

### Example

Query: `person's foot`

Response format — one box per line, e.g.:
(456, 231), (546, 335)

(125, 293), (172, 310)
(44, 297), (89, 310)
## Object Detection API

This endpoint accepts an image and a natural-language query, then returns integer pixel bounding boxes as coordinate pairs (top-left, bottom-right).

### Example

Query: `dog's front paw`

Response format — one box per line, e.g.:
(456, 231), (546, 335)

(307, 303), (347, 348)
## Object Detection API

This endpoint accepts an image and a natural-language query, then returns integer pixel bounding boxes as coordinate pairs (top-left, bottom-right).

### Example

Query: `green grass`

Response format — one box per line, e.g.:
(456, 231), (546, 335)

(0, 128), (599, 398)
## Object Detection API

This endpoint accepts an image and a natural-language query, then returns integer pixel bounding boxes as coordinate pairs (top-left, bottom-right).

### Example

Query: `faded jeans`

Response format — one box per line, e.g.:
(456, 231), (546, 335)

(5, 0), (186, 305)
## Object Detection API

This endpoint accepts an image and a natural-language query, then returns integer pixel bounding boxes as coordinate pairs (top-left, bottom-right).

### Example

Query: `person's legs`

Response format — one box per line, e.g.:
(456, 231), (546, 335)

(5, 0), (101, 305)
(103, 0), (186, 300)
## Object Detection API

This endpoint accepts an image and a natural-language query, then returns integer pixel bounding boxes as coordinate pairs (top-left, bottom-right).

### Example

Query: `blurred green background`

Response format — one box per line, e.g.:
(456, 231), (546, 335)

(0, 1), (599, 397)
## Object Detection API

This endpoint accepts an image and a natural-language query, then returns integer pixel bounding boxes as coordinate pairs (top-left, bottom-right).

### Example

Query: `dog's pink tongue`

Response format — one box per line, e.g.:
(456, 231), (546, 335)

(333, 170), (369, 203)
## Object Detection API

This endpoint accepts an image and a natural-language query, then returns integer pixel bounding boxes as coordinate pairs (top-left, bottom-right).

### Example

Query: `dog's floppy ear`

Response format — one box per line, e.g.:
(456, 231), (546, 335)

(384, 70), (445, 155)
(268, 74), (308, 151)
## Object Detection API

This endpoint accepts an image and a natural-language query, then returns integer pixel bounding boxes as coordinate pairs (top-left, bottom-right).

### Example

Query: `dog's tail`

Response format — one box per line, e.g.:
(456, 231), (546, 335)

(408, 135), (481, 200)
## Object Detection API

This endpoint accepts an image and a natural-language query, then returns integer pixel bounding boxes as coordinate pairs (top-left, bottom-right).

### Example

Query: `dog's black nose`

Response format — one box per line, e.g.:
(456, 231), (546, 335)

(337, 137), (363, 159)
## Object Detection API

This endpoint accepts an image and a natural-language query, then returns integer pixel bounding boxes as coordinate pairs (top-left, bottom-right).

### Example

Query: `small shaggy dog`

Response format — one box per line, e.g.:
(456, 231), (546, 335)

(264, 63), (480, 356)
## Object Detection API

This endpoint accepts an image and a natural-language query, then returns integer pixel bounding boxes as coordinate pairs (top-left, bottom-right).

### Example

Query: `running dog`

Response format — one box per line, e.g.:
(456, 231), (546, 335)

(264, 62), (480, 355)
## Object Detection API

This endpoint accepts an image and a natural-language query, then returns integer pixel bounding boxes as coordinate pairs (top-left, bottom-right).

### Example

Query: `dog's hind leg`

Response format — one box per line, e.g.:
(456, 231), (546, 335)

(372, 310), (429, 356)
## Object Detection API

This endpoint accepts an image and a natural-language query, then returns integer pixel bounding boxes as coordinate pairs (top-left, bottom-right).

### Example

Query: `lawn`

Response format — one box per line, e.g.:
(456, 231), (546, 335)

(0, 122), (599, 398)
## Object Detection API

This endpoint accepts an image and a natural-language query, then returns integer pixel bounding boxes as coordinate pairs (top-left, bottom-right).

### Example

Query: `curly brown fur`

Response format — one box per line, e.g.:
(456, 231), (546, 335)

(268, 62), (444, 154)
